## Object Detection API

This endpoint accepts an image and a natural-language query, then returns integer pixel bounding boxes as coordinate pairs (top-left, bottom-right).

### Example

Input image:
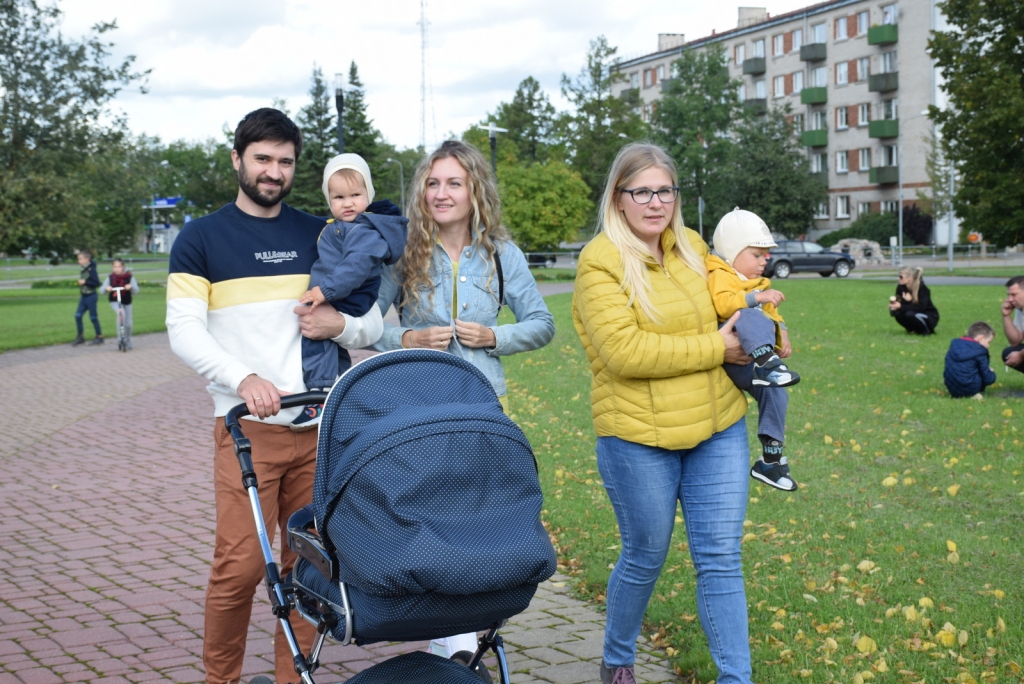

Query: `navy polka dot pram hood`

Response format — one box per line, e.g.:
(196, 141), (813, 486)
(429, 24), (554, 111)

(294, 349), (557, 643)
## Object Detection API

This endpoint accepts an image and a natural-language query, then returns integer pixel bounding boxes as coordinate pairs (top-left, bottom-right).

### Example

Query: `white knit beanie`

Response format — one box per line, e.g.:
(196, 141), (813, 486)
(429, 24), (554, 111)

(712, 207), (777, 265)
(321, 153), (375, 206)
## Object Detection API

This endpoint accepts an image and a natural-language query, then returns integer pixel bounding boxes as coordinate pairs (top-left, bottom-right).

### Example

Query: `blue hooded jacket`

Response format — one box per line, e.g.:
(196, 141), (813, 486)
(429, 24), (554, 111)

(944, 337), (996, 398)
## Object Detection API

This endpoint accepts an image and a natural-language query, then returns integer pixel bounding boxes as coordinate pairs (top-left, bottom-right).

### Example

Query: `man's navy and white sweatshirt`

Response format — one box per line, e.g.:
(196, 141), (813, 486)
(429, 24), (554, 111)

(166, 201), (383, 423)
(943, 337), (997, 398)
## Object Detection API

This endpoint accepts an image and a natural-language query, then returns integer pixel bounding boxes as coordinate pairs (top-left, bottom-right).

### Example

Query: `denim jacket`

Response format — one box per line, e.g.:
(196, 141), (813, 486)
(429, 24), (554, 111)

(372, 237), (555, 396)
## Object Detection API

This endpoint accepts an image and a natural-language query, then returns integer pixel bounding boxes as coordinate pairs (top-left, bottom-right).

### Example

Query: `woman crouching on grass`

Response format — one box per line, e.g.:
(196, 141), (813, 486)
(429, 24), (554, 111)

(572, 142), (755, 684)
(889, 266), (939, 335)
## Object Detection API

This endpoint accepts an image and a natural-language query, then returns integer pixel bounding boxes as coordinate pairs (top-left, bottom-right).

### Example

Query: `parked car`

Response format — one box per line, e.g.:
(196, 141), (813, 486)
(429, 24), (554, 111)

(764, 240), (855, 278)
(526, 252), (558, 269)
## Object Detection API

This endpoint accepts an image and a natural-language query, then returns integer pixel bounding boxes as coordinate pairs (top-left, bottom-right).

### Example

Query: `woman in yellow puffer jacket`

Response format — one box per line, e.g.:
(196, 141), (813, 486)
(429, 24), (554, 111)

(572, 143), (754, 684)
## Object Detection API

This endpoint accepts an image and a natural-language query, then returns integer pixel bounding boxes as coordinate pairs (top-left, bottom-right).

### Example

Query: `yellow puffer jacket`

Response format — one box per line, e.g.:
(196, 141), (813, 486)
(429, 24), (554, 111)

(572, 229), (747, 450)
(706, 254), (784, 325)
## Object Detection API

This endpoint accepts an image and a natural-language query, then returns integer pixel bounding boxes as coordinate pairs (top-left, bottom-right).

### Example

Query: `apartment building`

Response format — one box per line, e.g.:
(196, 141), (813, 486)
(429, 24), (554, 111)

(612, 0), (955, 242)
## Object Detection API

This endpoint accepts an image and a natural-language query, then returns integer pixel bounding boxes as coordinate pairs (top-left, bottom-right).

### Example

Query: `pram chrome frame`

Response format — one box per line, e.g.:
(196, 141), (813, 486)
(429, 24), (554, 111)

(225, 391), (511, 684)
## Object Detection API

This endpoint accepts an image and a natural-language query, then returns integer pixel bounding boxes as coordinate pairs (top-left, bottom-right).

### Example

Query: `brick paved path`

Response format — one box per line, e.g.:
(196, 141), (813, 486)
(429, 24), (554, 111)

(0, 335), (676, 684)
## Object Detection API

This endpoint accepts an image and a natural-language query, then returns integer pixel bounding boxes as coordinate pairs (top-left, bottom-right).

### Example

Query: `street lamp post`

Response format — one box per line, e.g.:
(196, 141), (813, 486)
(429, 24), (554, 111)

(385, 158), (405, 211)
(334, 73), (345, 153)
(947, 162), (955, 272)
(897, 110), (931, 266)
(485, 121), (508, 178)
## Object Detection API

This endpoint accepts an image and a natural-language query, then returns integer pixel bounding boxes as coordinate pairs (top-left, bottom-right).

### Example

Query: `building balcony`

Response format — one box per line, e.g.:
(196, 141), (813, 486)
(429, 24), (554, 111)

(800, 43), (827, 61)
(810, 171), (829, 186)
(868, 24), (899, 45)
(620, 87), (640, 105)
(800, 87), (827, 105)
(659, 78), (678, 93)
(868, 72), (899, 92)
(743, 57), (766, 75)
(870, 166), (899, 184)
(802, 129), (828, 147)
(868, 119), (899, 138)
(743, 98), (767, 114)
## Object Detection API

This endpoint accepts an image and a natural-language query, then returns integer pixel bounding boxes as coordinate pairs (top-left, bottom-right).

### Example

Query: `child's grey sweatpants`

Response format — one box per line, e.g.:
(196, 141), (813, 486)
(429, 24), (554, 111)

(722, 308), (787, 443)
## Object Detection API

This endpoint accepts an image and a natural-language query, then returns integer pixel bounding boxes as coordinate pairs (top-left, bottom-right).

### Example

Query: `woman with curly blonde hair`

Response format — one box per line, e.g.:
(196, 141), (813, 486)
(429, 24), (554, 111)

(573, 143), (754, 684)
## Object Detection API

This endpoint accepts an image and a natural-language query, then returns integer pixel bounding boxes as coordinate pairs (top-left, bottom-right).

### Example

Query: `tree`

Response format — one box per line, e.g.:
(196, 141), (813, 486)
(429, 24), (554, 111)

(725, 108), (826, 236)
(0, 0), (147, 257)
(155, 138), (237, 220)
(493, 77), (557, 164)
(902, 205), (934, 246)
(929, 0), (1024, 246)
(342, 62), (382, 166)
(556, 36), (647, 204)
(291, 65), (336, 215)
(653, 44), (744, 231)
(916, 135), (954, 226)
(498, 161), (594, 251)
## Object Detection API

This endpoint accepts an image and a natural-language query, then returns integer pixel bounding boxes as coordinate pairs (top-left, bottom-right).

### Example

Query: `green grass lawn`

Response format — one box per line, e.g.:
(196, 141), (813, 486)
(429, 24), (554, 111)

(504, 280), (1022, 684)
(0, 287), (168, 351)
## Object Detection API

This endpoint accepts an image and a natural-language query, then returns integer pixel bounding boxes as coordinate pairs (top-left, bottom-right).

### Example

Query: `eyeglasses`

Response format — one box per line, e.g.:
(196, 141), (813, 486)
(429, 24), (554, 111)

(620, 186), (679, 204)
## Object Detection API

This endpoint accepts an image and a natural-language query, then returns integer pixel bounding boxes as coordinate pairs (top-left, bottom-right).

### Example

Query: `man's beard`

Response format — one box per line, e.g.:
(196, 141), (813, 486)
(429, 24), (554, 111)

(237, 160), (292, 207)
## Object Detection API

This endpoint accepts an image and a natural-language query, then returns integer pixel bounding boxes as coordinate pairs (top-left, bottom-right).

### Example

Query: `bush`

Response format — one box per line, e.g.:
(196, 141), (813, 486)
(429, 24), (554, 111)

(818, 212), (898, 248)
(30, 279), (80, 289)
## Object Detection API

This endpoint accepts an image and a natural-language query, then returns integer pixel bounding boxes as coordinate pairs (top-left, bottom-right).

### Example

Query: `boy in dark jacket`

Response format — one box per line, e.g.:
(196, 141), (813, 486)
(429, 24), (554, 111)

(944, 321), (997, 399)
(293, 153), (407, 425)
(71, 249), (104, 346)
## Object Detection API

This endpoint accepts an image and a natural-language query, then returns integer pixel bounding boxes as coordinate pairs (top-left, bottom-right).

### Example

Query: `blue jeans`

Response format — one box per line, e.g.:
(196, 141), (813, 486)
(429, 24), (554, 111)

(75, 293), (102, 337)
(597, 419), (752, 684)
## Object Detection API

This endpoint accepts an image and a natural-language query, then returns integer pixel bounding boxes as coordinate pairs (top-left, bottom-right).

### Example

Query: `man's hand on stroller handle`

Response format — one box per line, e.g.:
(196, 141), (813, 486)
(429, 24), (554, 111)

(237, 374), (291, 419)
(402, 325), (454, 350)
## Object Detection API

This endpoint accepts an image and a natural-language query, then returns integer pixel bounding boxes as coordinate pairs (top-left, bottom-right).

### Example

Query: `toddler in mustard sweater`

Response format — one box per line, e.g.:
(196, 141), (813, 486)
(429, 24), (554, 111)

(708, 208), (800, 491)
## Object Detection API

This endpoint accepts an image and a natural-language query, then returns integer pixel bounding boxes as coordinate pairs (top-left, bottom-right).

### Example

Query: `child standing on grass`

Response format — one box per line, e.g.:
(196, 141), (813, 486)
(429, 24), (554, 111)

(292, 153), (407, 425)
(99, 258), (140, 349)
(707, 208), (801, 491)
(71, 249), (103, 346)
(944, 321), (997, 400)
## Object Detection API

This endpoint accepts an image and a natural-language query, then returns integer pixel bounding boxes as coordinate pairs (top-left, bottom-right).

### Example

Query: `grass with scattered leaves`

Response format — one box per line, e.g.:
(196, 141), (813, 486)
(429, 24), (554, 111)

(504, 280), (1023, 684)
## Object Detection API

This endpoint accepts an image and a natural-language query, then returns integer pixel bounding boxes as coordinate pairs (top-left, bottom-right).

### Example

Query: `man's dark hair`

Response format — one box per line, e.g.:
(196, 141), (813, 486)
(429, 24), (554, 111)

(1006, 275), (1024, 289)
(233, 108), (303, 159)
(967, 321), (995, 339)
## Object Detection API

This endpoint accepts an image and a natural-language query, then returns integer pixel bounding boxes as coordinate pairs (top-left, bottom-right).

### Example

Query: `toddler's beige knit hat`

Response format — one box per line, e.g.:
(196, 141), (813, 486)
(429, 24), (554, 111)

(322, 153), (375, 207)
(712, 207), (777, 265)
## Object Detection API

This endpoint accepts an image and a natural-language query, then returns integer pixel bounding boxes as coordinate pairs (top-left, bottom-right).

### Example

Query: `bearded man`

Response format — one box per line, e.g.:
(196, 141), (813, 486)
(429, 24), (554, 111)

(166, 108), (383, 684)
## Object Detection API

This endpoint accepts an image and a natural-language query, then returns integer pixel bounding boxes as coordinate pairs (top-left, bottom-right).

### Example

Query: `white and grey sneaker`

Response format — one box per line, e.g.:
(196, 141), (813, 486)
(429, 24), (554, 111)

(751, 457), (798, 491)
(751, 354), (800, 387)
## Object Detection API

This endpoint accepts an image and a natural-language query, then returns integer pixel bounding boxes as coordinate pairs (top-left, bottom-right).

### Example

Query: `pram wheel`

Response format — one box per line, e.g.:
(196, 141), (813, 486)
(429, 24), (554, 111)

(450, 651), (494, 684)
(346, 651), (488, 684)
(248, 678), (273, 684)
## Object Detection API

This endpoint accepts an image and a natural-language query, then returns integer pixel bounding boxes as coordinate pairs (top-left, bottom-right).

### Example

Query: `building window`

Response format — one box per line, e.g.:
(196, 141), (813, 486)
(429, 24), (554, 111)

(837, 196), (851, 217)
(773, 34), (784, 55)
(882, 3), (898, 25)
(644, 69), (652, 88)
(859, 148), (871, 169)
(812, 22), (826, 44)
(642, 104), (653, 122)
(815, 201), (830, 219)
(810, 152), (828, 173)
(882, 200), (899, 213)
(774, 76), (785, 98)
(837, 107), (849, 129)
(630, 72), (639, 89)
(812, 66), (827, 87)
(858, 103), (870, 125)
(753, 38), (765, 58)
(858, 201), (872, 215)
(657, 65), (665, 81)
(835, 16), (848, 40)
(882, 51), (898, 73)
(755, 79), (767, 99)
(735, 44), (746, 65)
(793, 113), (804, 133)
(793, 70), (804, 93)
(811, 110), (828, 130)
(882, 98), (898, 120)
(883, 145), (899, 166)
(836, 151), (849, 173)
(792, 29), (803, 51)
(737, 83), (746, 101)
(857, 57), (870, 81)
(836, 62), (849, 85)
(857, 11), (869, 34)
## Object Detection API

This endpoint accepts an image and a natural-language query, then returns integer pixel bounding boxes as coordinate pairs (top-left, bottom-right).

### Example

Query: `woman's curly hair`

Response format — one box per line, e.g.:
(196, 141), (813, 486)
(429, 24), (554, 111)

(400, 140), (508, 317)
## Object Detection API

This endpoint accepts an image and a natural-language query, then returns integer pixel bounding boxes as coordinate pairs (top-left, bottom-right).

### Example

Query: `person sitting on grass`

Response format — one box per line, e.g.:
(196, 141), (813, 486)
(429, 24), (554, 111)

(707, 207), (800, 492)
(71, 249), (103, 346)
(99, 258), (140, 349)
(889, 266), (939, 335)
(999, 275), (1024, 373)
(944, 321), (997, 400)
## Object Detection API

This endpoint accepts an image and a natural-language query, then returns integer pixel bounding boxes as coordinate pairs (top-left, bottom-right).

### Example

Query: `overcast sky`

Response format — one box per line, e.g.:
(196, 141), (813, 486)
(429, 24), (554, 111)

(61, 0), (813, 151)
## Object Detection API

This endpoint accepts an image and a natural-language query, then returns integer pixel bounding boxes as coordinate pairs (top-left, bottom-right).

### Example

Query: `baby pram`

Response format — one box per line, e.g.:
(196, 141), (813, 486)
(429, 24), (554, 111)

(225, 349), (557, 684)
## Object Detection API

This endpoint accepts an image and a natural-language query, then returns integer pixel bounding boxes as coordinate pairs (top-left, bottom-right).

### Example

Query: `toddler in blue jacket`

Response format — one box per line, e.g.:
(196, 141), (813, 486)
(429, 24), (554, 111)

(294, 153), (408, 425)
(944, 321), (997, 399)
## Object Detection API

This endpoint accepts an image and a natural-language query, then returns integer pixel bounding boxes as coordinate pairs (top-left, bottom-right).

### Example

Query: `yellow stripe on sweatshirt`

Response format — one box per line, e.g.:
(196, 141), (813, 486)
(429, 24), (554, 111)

(208, 274), (311, 311)
(167, 272), (211, 302)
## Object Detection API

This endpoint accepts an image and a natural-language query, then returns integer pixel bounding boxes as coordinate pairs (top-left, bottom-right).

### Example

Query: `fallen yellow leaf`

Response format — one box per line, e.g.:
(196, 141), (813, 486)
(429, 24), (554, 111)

(948, 551), (960, 564)
(947, 540), (958, 552)
(947, 484), (961, 496)
(804, 422), (813, 430)
(741, 533), (757, 543)
(958, 629), (969, 646)
(771, 621), (785, 630)
(1003, 408), (1013, 417)
(857, 559), (877, 573)
(874, 658), (888, 673)
(937, 629), (957, 647)
(824, 435), (833, 445)
(856, 635), (878, 653)
(822, 637), (839, 652)
(903, 605), (919, 622)
(799, 669), (812, 678)
(882, 476), (898, 487)
(996, 617), (1006, 632)
(919, 597), (934, 608)
(993, 589), (1005, 600)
